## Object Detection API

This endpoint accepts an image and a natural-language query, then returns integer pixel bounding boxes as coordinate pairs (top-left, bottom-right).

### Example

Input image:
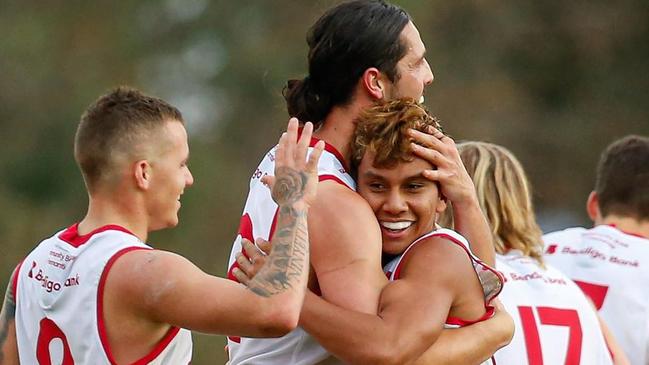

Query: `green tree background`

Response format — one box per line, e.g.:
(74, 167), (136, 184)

(1, 1), (647, 363)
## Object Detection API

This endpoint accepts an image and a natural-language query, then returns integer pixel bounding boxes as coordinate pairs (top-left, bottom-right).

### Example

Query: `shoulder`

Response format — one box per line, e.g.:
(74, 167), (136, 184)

(103, 249), (193, 306)
(542, 226), (588, 243)
(310, 182), (374, 225)
(401, 233), (476, 283)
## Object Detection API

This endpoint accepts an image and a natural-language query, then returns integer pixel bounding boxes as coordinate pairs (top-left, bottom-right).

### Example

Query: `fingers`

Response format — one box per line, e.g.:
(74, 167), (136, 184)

(256, 237), (272, 255)
(296, 122), (314, 168)
(243, 238), (265, 260)
(232, 267), (251, 285)
(260, 175), (275, 190)
(306, 140), (325, 174)
(284, 118), (299, 167)
(408, 128), (454, 150)
(411, 143), (449, 169)
(235, 252), (254, 277)
(275, 132), (288, 168)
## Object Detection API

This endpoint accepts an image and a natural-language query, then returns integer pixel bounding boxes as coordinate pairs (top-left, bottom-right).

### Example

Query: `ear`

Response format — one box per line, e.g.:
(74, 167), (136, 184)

(361, 67), (386, 100)
(436, 195), (448, 214)
(134, 160), (152, 191)
(586, 191), (601, 223)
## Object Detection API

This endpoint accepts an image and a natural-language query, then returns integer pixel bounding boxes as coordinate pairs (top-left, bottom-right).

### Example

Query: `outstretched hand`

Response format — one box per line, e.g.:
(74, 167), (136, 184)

(408, 126), (477, 207)
(262, 118), (324, 209)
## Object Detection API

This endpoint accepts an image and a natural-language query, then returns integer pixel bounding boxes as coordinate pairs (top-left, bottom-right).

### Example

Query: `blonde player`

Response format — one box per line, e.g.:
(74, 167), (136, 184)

(543, 135), (649, 365)
(0, 87), (323, 364)
(452, 141), (627, 364)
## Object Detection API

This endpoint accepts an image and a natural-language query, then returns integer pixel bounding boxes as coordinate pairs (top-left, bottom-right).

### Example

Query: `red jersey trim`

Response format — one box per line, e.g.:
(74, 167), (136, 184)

(392, 231), (504, 324)
(59, 223), (136, 248)
(97, 246), (181, 365)
(11, 261), (23, 301)
(319, 174), (354, 190)
(308, 136), (350, 173)
(606, 223), (648, 239)
(446, 306), (496, 326)
(296, 126), (349, 172)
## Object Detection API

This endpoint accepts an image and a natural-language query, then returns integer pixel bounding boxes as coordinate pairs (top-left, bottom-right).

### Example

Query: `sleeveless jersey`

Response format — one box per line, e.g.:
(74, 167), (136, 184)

(543, 225), (649, 365)
(227, 137), (354, 364)
(14, 224), (192, 365)
(494, 251), (613, 365)
(383, 228), (503, 365)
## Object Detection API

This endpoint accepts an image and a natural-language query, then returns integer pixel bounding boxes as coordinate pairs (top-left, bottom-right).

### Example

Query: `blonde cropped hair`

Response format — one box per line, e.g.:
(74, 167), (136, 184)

(457, 141), (545, 265)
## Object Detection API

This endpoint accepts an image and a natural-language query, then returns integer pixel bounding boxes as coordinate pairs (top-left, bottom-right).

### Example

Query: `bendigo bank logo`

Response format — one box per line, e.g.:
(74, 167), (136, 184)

(27, 261), (80, 293)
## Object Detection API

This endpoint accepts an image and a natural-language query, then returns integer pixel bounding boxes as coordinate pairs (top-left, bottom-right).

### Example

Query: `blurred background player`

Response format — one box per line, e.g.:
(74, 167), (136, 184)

(0, 87), (323, 364)
(449, 141), (627, 364)
(226, 1), (511, 364)
(543, 135), (649, 365)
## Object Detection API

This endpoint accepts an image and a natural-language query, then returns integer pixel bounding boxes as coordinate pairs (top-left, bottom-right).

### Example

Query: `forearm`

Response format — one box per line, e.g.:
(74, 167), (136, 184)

(452, 197), (495, 266)
(247, 202), (310, 303)
(415, 303), (513, 365)
(598, 314), (630, 365)
(414, 321), (507, 365)
(300, 292), (434, 365)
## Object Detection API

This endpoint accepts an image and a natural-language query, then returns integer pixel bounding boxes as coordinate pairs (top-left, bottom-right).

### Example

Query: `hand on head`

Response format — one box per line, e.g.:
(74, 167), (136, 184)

(408, 126), (477, 207)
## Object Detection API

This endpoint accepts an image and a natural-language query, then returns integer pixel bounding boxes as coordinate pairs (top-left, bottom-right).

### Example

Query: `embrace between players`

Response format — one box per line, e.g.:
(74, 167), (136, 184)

(2, 1), (648, 364)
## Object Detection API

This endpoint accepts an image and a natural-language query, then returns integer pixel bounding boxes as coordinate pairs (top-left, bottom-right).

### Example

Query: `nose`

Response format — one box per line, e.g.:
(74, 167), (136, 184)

(423, 59), (434, 86)
(185, 168), (194, 187)
(383, 190), (408, 215)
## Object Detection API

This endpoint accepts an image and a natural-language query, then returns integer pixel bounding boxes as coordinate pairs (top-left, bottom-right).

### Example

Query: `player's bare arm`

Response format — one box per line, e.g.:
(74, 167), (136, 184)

(293, 236), (488, 365)
(239, 240), (513, 365)
(409, 127), (496, 266)
(242, 126), (315, 297)
(0, 268), (19, 365)
(414, 300), (514, 365)
(236, 183), (388, 315)
(596, 311), (630, 365)
(307, 182), (387, 313)
(100, 119), (322, 362)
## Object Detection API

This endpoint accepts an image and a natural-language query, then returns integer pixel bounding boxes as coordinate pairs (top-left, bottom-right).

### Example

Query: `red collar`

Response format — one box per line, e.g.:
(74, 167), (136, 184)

(605, 224), (648, 239)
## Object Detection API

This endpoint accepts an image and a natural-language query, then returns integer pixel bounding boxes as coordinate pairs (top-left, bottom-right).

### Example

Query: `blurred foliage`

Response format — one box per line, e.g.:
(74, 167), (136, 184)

(1, 0), (648, 363)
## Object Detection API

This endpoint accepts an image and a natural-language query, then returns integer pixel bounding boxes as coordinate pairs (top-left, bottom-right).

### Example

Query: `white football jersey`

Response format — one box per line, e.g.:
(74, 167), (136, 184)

(494, 251), (613, 365)
(14, 224), (192, 365)
(544, 225), (649, 365)
(383, 228), (503, 365)
(227, 137), (354, 364)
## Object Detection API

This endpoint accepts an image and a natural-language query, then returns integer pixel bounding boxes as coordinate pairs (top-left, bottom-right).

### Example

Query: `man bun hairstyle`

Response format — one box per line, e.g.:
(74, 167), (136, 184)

(284, 0), (410, 126)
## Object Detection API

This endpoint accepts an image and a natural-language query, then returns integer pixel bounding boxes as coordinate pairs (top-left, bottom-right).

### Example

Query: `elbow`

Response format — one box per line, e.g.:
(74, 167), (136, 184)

(254, 299), (301, 337)
(360, 344), (411, 365)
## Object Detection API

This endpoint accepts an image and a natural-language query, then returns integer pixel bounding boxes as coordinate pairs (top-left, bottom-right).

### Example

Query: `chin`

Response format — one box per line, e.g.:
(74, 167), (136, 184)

(383, 240), (410, 256)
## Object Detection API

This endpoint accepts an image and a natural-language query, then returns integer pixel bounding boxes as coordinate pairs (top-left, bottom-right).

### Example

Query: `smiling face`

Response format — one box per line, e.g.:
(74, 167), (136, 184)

(357, 152), (446, 255)
(145, 120), (194, 231)
(384, 21), (434, 103)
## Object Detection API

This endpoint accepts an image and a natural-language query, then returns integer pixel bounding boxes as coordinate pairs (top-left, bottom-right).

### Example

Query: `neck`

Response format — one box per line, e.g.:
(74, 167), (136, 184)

(313, 100), (371, 166)
(79, 192), (148, 242)
(599, 215), (649, 239)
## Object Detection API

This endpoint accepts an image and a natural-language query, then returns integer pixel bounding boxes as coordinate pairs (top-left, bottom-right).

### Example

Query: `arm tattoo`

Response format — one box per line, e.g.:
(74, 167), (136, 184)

(0, 270), (17, 362)
(247, 167), (309, 297)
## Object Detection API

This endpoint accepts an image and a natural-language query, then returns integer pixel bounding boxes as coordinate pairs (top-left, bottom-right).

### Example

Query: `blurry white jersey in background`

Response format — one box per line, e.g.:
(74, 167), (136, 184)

(494, 250), (613, 365)
(544, 225), (649, 365)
